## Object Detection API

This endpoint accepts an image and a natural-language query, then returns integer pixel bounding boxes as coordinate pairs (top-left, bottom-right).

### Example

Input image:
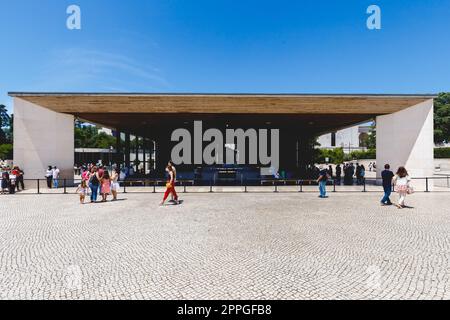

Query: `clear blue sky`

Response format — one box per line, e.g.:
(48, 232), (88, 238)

(1, 0), (449, 113)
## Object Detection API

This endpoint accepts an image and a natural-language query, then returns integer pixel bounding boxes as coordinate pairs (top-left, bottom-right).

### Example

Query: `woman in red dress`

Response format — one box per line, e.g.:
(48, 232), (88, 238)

(160, 165), (179, 206)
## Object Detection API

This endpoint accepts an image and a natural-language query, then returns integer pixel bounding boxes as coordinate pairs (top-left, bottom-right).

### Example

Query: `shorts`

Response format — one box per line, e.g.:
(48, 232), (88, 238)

(111, 182), (120, 192)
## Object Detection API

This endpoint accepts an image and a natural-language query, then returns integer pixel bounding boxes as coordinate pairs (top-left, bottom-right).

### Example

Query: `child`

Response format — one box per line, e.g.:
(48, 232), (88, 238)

(393, 166), (412, 209)
(101, 170), (111, 202)
(76, 180), (89, 204)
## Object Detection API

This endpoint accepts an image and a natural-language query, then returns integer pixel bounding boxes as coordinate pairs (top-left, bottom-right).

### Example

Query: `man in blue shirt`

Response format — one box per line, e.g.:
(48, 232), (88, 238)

(381, 164), (394, 205)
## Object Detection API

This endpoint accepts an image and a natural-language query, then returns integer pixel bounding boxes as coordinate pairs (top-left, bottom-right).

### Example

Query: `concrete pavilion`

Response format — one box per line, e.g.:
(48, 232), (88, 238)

(9, 93), (435, 185)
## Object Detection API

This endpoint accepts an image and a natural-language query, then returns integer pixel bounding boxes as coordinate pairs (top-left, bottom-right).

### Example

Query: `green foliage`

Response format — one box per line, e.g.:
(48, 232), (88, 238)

(75, 123), (116, 149)
(0, 144), (13, 159)
(316, 148), (376, 164)
(344, 149), (376, 161)
(366, 123), (376, 149)
(435, 148), (450, 159)
(435, 93), (450, 144)
(315, 148), (345, 164)
(0, 104), (11, 144)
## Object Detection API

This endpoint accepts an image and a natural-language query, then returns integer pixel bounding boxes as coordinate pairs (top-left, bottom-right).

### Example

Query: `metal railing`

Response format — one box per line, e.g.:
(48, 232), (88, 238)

(1, 176), (449, 195)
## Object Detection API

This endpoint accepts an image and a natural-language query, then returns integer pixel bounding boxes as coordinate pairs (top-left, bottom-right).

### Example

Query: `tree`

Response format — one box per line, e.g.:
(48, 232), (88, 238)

(5, 114), (13, 143)
(0, 144), (13, 159)
(75, 121), (116, 149)
(0, 104), (11, 144)
(434, 92), (450, 145)
(365, 122), (376, 150)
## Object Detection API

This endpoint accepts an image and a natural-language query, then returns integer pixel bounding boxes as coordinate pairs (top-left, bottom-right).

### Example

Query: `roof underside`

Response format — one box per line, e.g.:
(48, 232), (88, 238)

(9, 93), (434, 136)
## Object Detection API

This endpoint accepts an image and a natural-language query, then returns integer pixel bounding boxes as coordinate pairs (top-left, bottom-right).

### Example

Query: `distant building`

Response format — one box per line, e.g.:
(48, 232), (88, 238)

(318, 124), (373, 153)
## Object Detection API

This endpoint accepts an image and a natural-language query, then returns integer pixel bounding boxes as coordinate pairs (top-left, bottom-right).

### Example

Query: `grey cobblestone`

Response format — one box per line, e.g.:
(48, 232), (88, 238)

(0, 192), (449, 300)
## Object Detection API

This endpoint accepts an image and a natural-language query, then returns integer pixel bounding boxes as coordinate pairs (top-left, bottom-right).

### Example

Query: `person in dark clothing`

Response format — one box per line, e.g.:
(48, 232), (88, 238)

(335, 164), (342, 185)
(15, 167), (25, 191)
(355, 164), (362, 185)
(344, 163), (355, 185)
(1, 171), (9, 194)
(45, 166), (53, 188)
(328, 165), (333, 179)
(381, 164), (394, 205)
(8, 171), (16, 194)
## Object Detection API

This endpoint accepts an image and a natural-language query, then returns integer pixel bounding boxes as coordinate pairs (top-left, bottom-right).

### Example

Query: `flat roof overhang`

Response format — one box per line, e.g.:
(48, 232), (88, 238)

(8, 93), (435, 136)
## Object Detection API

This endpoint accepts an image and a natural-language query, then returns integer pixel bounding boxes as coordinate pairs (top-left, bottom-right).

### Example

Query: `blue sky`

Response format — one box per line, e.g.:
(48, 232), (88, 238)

(1, 0), (449, 113)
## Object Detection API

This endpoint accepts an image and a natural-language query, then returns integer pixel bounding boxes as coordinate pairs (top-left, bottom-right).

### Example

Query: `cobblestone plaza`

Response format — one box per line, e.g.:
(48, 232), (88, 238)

(0, 192), (449, 300)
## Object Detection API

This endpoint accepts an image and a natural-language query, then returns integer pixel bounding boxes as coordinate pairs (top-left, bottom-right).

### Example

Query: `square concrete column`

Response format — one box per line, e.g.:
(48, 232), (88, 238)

(13, 98), (74, 180)
(376, 99), (434, 190)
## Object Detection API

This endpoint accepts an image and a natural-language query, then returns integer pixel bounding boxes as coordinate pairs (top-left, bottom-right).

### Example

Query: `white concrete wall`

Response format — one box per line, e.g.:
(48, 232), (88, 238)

(318, 126), (361, 151)
(376, 99), (434, 189)
(13, 98), (74, 180)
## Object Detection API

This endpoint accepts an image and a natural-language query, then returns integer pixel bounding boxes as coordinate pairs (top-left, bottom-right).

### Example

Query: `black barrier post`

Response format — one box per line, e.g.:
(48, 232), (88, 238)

(299, 180), (303, 193)
(210, 179), (213, 193)
(425, 178), (429, 192)
(37, 179), (40, 194)
(363, 178), (366, 192)
(183, 182), (187, 193)
(274, 181), (278, 193)
(63, 179), (67, 194)
(123, 181), (127, 193)
(333, 179), (336, 193)
(153, 181), (156, 193)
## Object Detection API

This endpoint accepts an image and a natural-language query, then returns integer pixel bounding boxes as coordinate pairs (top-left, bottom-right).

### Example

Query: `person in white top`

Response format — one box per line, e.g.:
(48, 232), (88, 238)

(110, 168), (120, 201)
(393, 166), (413, 209)
(52, 166), (60, 189)
(45, 166), (53, 188)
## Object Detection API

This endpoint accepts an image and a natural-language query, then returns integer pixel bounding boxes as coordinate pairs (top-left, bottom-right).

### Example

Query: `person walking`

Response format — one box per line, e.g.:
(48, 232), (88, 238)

(76, 180), (89, 204)
(393, 167), (413, 209)
(52, 166), (60, 188)
(317, 165), (329, 198)
(100, 170), (111, 202)
(110, 168), (120, 201)
(160, 165), (179, 206)
(168, 161), (177, 203)
(380, 164), (394, 206)
(88, 166), (101, 203)
(45, 166), (53, 188)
